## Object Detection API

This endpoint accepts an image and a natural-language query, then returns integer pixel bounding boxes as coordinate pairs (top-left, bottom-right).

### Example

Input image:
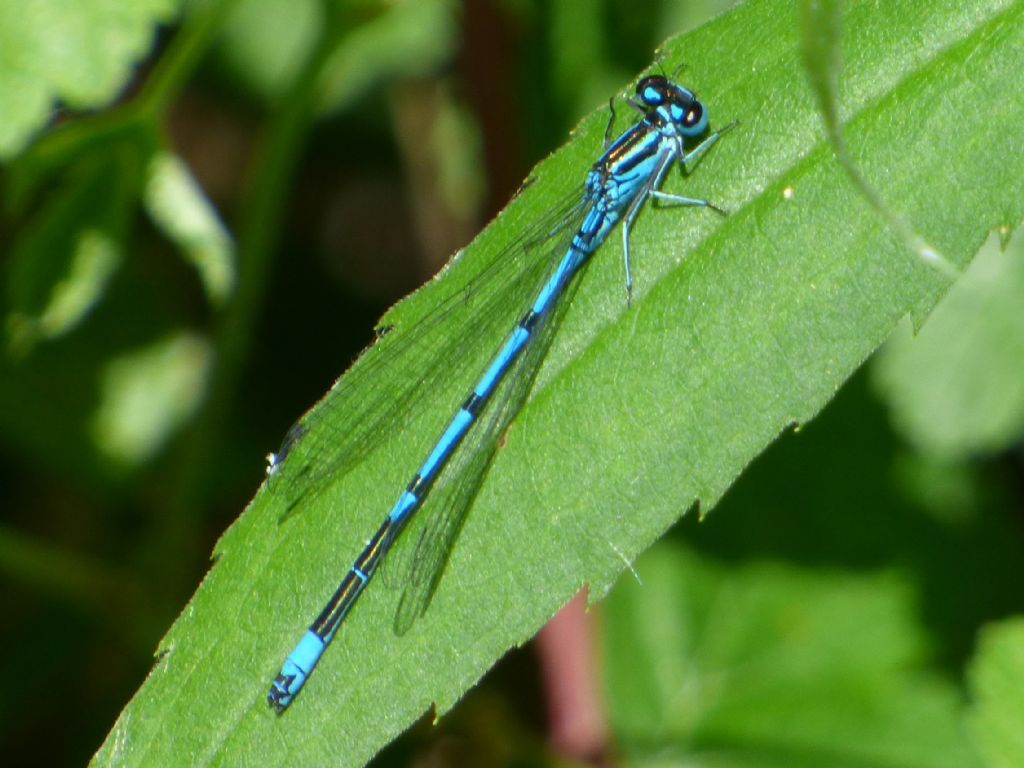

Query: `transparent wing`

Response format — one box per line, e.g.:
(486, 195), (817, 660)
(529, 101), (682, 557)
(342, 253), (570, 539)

(391, 224), (591, 634)
(266, 190), (589, 519)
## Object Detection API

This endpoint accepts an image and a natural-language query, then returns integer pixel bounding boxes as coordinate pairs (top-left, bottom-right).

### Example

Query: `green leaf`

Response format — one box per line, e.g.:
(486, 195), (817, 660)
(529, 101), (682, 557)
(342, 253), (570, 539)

(0, 0), (179, 159)
(90, 331), (213, 467)
(93, 0), (1024, 765)
(874, 230), (1024, 459)
(967, 619), (1024, 768)
(143, 151), (236, 306)
(603, 545), (979, 768)
(217, 0), (322, 101)
(5, 150), (134, 354)
(315, 0), (458, 114)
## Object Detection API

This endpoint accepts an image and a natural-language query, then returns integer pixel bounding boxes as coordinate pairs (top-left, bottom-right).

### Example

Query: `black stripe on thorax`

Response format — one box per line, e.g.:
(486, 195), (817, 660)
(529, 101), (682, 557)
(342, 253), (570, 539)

(610, 131), (660, 176)
(605, 115), (660, 164)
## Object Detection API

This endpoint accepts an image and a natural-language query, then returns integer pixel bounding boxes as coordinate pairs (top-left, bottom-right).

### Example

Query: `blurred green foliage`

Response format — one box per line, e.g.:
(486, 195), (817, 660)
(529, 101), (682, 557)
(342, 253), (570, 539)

(0, 1), (1022, 766)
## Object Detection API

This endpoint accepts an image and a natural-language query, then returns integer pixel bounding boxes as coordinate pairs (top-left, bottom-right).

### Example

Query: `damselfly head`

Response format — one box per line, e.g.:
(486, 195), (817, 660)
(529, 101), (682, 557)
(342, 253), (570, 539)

(635, 75), (709, 137)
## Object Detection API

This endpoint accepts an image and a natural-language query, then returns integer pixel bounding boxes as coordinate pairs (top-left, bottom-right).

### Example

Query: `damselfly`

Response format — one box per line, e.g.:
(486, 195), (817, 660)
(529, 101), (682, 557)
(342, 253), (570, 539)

(268, 74), (730, 712)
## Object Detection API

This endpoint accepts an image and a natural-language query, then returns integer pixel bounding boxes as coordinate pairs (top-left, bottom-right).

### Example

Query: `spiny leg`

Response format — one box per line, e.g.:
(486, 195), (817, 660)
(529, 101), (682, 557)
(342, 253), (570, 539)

(620, 152), (676, 303)
(620, 121), (736, 301)
(621, 187), (726, 304)
(603, 98), (617, 147)
(651, 120), (738, 216)
(679, 119), (738, 173)
(650, 190), (727, 215)
(605, 96), (655, 147)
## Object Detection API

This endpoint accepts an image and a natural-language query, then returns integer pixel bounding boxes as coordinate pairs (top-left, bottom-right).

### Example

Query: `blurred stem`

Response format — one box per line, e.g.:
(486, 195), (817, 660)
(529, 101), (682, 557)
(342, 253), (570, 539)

(137, 0), (244, 120)
(536, 591), (611, 765)
(0, 525), (131, 611)
(170, 6), (341, 523)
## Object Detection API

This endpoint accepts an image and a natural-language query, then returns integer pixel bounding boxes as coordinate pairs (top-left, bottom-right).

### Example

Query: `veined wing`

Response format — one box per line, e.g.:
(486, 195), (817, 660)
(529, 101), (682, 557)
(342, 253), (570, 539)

(391, 214), (593, 633)
(266, 189), (590, 519)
